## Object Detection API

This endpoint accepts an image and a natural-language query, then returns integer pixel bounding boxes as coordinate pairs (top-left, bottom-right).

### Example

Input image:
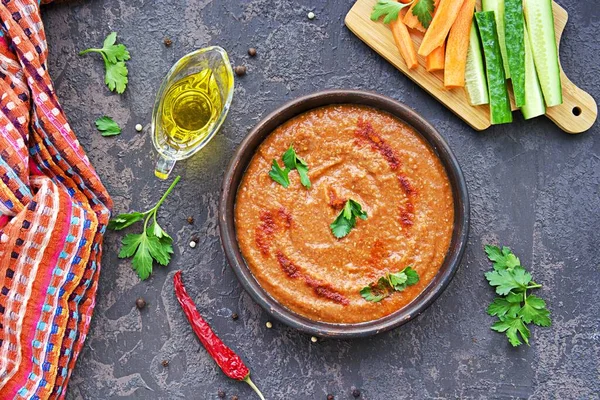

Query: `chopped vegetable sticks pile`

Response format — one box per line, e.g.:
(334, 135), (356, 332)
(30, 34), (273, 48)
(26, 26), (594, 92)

(371, 0), (563, 125)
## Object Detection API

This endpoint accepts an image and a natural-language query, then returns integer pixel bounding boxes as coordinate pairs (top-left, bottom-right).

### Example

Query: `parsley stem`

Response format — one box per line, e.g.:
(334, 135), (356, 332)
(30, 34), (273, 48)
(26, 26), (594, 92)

(526, 283), (542, 289)
(154, 175), (181, 210)
(78, 48), (103, 56)
(143, 210), (153, 232)
(142, 175), (181, 231)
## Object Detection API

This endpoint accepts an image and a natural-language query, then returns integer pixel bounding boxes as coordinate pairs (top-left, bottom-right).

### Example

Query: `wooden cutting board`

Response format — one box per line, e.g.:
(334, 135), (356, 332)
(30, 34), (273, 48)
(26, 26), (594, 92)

(345, 0), (597, 133)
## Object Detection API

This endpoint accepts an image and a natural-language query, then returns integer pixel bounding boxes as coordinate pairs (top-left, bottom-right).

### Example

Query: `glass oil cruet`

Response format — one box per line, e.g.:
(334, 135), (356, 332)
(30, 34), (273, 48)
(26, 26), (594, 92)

(152, 46), (234, 179)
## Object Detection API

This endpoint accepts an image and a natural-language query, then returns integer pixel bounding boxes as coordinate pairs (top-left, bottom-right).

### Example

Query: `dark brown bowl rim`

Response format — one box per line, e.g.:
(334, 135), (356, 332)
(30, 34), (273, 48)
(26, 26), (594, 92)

(218, 89), (469, 338)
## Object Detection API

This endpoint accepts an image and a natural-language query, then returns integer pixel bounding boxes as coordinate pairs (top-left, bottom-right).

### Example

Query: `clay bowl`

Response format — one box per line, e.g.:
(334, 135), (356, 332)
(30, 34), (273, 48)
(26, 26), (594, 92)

(219, 90), (469, 338)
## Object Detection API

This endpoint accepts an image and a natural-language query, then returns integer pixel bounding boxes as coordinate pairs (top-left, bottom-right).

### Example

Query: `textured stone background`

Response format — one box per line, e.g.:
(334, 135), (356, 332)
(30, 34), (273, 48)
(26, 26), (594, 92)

(39, 0), (598, 399)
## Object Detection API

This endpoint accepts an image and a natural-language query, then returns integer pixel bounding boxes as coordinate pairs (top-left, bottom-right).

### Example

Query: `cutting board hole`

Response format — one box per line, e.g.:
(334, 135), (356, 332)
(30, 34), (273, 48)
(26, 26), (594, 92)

(572, 106), (582, 116)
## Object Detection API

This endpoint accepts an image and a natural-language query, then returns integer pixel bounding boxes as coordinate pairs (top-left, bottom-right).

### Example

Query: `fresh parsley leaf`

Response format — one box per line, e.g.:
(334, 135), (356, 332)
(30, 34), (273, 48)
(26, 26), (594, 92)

(119, 233), (155, 280)
(348, 199), (368, 220)
(491, 315), (530, 347)
(110, 176), (181, 280)
(330, 199), (368, 239)
(485, 266), (531, 295)
(404, 267), (419, 285)
(388, 270), (408, 288)
(101, 32), (131, 63)
(360, 277), (391, 302)
(484, 245), (551, 347)
(519, 295), (551, 327)
(361, 267), (420, 302)
(95, 116), (121, 137)
(342, 200), (353, 220)
(330, 213), (355, 239)
(280, 145), (311, 188)
(485, 245), (521, 271)
(80, 32), (130, 94)
(506, 291), (524, 303)
(107, 211), (144, 230)
(150, 220), (171, 240)
(118, 233), (143, 258)
(296, 164), (311, 188)
(105, 61), (129, 94)
(269, 159), (290, 188)
(411, 0), (435, 29)
(522, 294), (546, 309)
(146, 228), (174, 266)
(370, 0), (413, 24)
(487, 297), (521, 319)
(282, 146), (303, 169)
(388, 266), (419, 291)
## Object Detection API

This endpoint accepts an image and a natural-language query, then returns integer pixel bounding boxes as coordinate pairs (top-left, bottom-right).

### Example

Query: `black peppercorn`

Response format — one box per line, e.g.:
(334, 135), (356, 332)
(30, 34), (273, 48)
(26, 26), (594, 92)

(161, 359), (169, 367)
(218, 390), (226, 398)
(234, 65), (247, 76)
(248, 47), (257, 57)
(135, 297), (146, 310)
(231, 313), (239, 320)
(163, 37), (172, 47)
(186, 216), (194, 224)
(327, 395), (334, 400)
(352, 388), (361, 397)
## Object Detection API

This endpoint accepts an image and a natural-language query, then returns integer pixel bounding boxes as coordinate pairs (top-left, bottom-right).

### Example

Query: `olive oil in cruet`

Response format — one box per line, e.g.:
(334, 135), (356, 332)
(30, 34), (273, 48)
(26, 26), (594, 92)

(161, 69), (222, 148)
(152, 46), (234, 179)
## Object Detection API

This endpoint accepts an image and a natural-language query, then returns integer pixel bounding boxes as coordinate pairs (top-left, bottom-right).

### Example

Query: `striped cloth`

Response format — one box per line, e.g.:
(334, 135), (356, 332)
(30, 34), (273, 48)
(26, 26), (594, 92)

(0, 0), (112, 399)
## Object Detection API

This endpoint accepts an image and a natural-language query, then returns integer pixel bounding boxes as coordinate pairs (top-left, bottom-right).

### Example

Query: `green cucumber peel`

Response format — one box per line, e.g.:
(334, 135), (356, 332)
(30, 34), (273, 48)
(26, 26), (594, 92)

(481, 0), (511, 78)
(521, 19), (546, 119)
(504, 0), (526, 107)
(465, 20), (489, 106)
(524, 0), (563, 107)
(476, 11), (513, 125)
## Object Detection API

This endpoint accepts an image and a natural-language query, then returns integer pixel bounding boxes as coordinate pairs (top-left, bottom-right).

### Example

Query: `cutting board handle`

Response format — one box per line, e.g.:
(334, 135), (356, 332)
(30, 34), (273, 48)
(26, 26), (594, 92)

(546, 74), (597, 134)
(546, 5), (597, 134)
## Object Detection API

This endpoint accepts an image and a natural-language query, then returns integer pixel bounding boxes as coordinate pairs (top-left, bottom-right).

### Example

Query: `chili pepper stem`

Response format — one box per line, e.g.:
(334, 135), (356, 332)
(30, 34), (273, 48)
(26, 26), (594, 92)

(244, 375), (266, 400)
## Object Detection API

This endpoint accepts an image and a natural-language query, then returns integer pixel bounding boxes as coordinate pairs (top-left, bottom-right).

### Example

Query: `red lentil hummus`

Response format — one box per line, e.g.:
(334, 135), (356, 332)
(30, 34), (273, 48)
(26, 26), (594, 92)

(235, 105), (454, 324)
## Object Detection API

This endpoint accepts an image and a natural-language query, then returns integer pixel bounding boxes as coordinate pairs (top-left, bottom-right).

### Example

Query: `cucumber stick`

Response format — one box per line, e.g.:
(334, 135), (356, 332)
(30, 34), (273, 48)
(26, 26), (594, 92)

(481, 0), (510, 78)
(524, 0), (562, 107)
(521, 20), (546, 119)
(465, 21), (489, 106)
(504, 0), (526, 107)
(475, 11), (512, 125)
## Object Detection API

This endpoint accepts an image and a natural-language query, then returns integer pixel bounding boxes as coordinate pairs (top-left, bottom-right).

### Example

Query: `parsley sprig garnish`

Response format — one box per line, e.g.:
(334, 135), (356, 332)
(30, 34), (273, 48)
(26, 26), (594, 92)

(108, 176), (180, 280)
(485, 245), (551, 347)
(269, 159), (289, 187)
(80, 32), (130, 94)
(330, 199), (367, 239)
(95, 116), (121, 137)
(412, 0), (435, 29)
(370, 0), (413, 24)
(361, 267), (419, 302)
(269, 145), (311, 189)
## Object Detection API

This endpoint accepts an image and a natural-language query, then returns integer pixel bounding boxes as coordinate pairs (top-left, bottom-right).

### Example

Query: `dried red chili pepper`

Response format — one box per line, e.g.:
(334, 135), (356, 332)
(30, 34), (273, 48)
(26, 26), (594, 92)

(174, 271), (265, 399)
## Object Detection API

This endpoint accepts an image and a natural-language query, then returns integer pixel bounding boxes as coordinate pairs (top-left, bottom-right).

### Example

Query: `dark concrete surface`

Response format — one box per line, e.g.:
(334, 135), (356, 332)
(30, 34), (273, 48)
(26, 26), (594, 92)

(40, 0), (599, 399)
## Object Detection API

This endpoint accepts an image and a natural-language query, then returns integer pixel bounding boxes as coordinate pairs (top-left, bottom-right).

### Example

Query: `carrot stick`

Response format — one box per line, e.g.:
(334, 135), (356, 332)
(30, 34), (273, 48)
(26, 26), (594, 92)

(390, 10), (419, 70)
(444, 0), (476, 87)
(426, 42), (446, 71)
(404, 0), (441, 32)
(418, 0), (465, 56)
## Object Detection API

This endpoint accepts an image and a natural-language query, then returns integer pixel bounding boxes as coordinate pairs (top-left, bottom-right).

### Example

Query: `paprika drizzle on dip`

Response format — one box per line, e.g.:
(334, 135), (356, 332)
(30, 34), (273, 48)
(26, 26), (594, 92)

(235, 105), (454, 324)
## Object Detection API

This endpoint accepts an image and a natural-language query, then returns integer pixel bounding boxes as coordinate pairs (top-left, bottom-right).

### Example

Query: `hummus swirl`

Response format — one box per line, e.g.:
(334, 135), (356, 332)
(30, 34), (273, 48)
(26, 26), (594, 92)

(235, 105), (454, 323)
